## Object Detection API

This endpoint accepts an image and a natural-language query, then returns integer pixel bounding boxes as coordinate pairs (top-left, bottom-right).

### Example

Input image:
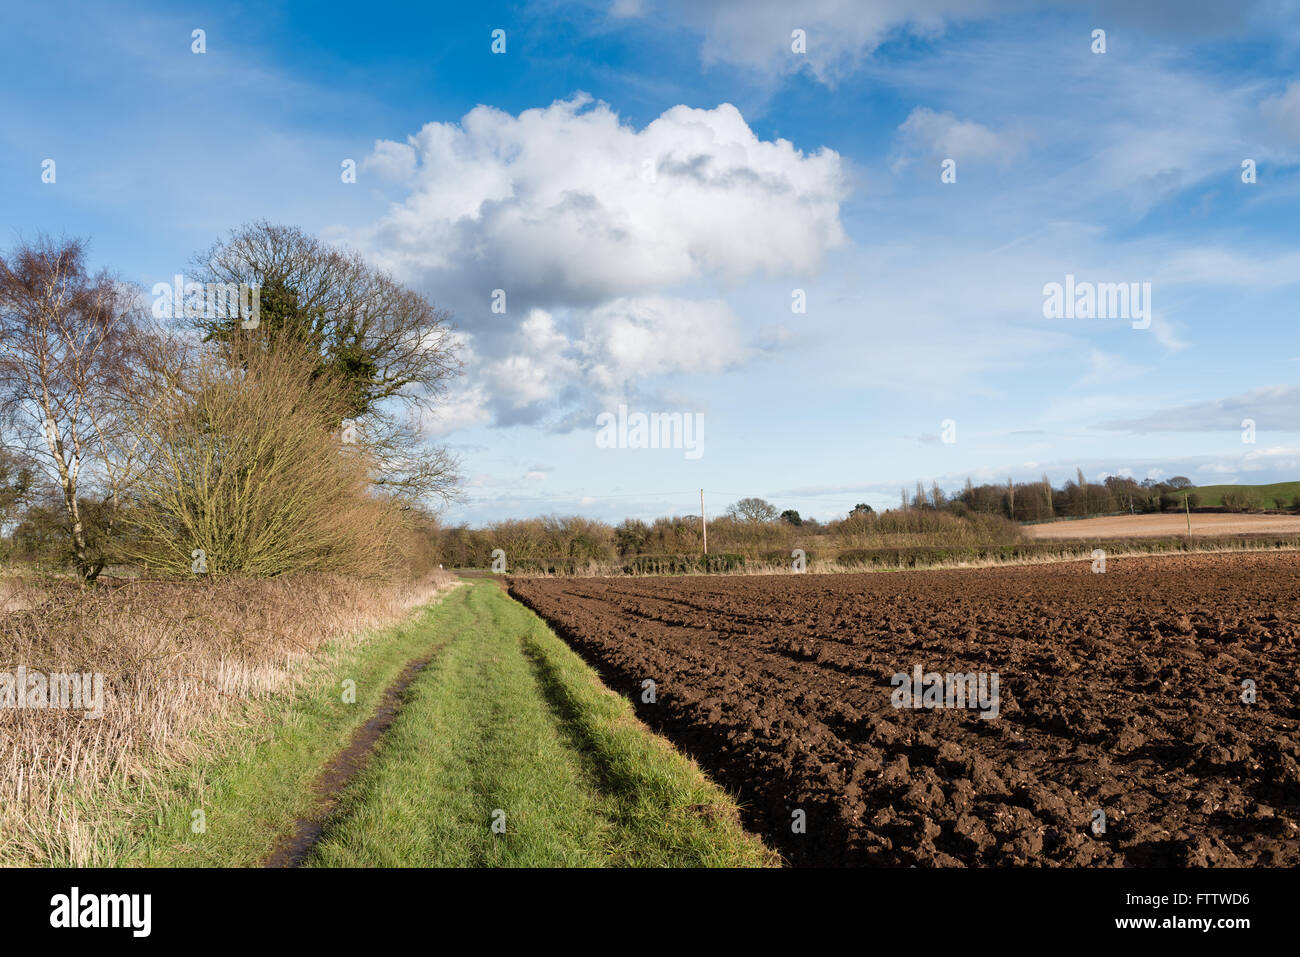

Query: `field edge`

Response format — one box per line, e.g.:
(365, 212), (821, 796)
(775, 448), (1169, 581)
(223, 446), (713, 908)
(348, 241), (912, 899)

(53, 585), (464, 868)
(304, 580), (779, 868)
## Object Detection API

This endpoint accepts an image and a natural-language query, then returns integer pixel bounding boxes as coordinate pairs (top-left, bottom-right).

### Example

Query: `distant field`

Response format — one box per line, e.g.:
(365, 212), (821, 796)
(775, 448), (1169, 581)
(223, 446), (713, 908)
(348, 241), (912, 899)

(1188, 481), (1300, 508)
(1026, 512), (1300, 540)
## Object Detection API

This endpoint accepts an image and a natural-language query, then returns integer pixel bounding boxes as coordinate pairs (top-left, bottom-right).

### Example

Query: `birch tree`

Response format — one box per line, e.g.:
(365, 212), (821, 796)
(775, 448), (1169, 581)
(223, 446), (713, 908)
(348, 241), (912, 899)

(0, 237), (143, 580)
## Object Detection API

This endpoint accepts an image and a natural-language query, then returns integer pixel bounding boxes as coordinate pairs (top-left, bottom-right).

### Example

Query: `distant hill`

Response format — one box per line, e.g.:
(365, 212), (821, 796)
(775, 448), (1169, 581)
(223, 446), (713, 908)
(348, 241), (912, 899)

(1189, 481), (1300, 509)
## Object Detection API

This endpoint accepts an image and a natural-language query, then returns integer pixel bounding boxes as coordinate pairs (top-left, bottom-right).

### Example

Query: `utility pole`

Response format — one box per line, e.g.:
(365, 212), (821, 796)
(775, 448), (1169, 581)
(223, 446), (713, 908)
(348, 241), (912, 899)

(1184, 492), (1192, 536)
(700, 488), (708, 555)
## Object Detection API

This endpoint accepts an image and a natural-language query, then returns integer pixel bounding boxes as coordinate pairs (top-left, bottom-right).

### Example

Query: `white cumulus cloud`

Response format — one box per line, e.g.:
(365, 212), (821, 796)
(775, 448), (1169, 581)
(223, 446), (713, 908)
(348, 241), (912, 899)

(358, 95), (844, 433)
(361, 94), (847, 308)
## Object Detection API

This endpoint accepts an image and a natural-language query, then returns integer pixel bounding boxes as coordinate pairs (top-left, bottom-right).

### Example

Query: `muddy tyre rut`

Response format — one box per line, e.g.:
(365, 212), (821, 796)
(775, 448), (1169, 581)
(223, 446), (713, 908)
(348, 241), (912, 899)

(263, 648), (445, 868)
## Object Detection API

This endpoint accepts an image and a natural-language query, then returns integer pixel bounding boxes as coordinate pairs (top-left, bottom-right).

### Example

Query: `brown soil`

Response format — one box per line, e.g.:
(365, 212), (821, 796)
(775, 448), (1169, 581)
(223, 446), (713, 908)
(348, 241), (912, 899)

(508, 552), (1300, 867)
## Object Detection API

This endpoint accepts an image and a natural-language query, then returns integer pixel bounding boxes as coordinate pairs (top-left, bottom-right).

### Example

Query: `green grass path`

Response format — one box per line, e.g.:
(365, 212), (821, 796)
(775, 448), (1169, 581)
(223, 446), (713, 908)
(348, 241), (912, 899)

(114, 596), (463, 866)
(305, 581), (772, 867)
(116, 579), (771, 867)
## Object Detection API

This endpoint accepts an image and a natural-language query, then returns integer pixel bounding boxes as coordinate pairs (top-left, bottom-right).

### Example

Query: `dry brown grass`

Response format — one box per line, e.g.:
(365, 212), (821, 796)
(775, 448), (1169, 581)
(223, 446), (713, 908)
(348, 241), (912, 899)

(0, 568), (456, 865)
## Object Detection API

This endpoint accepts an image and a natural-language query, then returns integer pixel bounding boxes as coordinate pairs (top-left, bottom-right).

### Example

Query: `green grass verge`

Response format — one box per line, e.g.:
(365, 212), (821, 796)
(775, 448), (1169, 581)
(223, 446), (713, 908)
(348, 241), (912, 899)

(305, 581), (775, 867)
(106, 595), (461, 867)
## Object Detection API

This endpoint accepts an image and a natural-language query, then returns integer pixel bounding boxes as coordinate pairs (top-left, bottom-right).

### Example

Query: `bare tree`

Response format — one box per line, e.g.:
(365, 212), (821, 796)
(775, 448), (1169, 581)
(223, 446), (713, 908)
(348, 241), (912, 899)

(0, 237), (147, 580)
(726, 497), (778, 524)
(342, 410), (461, 503)
(188, 222), (463, 504)
(909, 480), (922, 510)
(931, 481), (946, 510)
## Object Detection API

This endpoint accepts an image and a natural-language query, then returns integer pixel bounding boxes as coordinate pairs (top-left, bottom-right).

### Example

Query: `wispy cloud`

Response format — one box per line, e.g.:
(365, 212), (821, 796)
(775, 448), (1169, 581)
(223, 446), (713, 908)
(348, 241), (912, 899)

(1097, 386), (1300, 433)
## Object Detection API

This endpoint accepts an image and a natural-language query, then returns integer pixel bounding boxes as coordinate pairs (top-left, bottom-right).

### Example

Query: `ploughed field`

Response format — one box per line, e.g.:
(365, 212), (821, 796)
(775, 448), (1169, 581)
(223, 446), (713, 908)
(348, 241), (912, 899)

(508, 553), (1300, 867)
(1024, 511), (1300, 539)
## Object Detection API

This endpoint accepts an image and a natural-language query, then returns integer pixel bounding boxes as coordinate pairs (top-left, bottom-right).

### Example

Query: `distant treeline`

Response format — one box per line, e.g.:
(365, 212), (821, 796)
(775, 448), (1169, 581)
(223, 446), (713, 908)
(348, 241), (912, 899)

(913, 472), (1218, 523)
(433, 472), (1272, 570)
(434, 505), (1025, 569)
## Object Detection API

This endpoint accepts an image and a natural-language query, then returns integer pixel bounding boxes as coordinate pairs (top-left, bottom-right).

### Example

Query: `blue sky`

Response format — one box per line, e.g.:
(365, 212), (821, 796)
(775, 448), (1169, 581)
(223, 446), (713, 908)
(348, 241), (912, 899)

(4, 0), (1300, 524)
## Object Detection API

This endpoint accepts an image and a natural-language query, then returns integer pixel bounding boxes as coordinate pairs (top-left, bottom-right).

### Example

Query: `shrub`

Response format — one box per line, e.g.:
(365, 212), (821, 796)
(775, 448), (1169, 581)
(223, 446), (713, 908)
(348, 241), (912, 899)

(760, 549), (816, 565)
(623, 553), (745, 575)
(121, 339), (404, 578)
(835, 507), (1023, 550)
(1221, 491), (1249, 512)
